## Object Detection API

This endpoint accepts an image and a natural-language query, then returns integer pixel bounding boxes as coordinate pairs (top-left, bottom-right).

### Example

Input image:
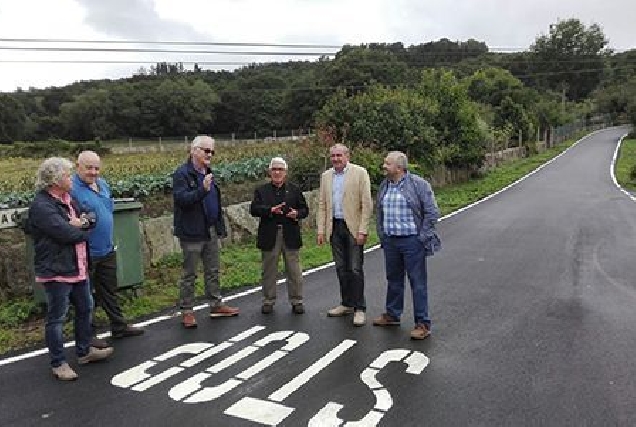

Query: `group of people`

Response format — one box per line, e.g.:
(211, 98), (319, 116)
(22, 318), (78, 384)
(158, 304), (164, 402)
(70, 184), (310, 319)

(26, 152), (144, 381)
(27, 134), (441, 381)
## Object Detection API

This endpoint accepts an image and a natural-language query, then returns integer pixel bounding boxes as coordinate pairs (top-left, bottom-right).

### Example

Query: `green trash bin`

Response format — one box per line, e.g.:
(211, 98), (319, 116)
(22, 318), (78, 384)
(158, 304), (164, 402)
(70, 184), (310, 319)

(112, 200), (144, 289)
(26, 200), (144, 304)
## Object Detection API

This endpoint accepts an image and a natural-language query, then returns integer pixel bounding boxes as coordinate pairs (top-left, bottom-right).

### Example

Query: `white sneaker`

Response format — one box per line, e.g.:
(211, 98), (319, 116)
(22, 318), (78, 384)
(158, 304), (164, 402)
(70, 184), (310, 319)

(78, 346), (114, 365)
(52, 362), (78, 381)
(327, 305), (354, 317)
(353, 311), (366, 326)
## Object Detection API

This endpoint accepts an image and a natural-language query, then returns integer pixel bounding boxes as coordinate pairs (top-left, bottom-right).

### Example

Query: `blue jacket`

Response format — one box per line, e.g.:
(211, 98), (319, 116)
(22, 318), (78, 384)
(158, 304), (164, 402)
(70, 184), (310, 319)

(376, 172), (441, 256)
(172, 159), (227, 241)
(70, 175), (114, 257)
(25, 190), (91, 279)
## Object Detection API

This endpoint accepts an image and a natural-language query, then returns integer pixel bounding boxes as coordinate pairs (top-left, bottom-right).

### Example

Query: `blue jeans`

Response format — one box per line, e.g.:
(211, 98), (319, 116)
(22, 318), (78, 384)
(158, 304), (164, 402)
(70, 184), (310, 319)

(44, 280), (93, 367)
(382, 236), (430, 326)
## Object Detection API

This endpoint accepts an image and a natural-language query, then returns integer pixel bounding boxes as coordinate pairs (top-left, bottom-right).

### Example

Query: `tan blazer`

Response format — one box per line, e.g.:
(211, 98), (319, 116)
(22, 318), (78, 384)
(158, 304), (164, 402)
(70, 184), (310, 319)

(317, 162), (373, 240)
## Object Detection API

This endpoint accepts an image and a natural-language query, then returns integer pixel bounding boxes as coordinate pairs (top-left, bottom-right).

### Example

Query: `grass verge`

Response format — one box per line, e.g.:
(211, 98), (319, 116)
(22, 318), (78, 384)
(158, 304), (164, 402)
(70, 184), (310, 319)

(0, 137), (581, 355)
(614, 139), (636, 192)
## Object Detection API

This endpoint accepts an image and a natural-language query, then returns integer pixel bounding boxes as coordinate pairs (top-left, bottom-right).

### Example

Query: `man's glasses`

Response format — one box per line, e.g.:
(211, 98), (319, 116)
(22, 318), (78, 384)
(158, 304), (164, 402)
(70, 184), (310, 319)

(197, 147), (214, 155)
(270, 167), (286, 171)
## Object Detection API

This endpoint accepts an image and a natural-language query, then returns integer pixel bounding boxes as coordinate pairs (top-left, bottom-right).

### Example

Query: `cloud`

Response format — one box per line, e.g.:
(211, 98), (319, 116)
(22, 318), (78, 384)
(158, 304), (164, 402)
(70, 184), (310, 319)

(0, 0), (633, 91)
(75, 0), (207, 41)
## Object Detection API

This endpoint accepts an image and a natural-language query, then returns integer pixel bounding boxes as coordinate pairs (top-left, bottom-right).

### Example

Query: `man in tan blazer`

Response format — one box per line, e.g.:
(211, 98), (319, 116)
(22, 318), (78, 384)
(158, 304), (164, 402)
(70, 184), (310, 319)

(317, 144), (372, 326)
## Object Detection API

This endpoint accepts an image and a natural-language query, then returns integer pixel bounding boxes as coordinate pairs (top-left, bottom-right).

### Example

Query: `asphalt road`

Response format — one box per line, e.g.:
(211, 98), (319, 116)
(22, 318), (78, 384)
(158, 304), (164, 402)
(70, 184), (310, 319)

(1, 127), (635, 427)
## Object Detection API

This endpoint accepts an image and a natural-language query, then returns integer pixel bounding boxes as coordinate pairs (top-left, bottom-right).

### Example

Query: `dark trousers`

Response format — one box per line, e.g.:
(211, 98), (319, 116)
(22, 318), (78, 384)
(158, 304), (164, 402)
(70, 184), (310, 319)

(330, 219), (366, 311)
(90, 251), (127, 332)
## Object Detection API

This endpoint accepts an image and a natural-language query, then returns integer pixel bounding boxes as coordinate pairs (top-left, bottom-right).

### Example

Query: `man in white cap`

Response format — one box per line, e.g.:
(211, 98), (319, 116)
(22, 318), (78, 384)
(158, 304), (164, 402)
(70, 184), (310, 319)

(250, 157), (309, 314)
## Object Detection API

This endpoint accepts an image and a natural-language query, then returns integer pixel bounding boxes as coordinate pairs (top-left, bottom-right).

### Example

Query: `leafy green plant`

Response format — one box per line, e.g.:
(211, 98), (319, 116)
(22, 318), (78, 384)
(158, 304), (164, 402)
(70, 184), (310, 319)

(0, 298), (41, 327)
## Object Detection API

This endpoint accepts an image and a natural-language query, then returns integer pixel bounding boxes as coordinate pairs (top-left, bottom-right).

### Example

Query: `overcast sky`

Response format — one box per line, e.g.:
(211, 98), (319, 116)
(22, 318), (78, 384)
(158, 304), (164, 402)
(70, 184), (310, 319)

(0, 0), (634, 92)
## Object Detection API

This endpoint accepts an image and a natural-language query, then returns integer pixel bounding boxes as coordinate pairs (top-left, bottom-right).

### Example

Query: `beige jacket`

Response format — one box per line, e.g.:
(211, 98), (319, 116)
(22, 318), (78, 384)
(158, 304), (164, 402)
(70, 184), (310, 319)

(317, 162), (373, 240)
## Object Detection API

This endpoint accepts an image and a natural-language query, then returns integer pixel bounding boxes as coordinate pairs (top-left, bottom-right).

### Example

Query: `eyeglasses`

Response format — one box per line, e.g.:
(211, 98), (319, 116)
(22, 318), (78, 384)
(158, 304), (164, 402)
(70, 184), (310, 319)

(197, 147), (214, 155)
(270, 167), (286, 171)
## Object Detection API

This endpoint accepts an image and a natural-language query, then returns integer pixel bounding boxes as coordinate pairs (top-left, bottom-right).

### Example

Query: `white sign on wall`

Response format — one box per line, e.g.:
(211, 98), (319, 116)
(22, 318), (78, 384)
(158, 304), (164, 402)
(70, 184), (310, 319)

(0, 208), (27, 230)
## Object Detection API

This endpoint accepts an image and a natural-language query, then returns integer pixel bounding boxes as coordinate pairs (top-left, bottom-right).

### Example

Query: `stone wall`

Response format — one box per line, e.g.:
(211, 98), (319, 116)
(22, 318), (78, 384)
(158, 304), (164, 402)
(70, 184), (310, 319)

(0, 190), (319, 299)
(140, 190), (319, 267)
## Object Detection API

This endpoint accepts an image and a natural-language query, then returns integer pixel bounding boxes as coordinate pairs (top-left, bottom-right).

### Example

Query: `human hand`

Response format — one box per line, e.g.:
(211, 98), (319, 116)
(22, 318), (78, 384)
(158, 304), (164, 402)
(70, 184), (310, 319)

(317, 233), (325, 245)
(271, 202), (286, 215)
(355, 233), (367, 246)
(286, 208), (298, 220)
(69, 217), (84, 228)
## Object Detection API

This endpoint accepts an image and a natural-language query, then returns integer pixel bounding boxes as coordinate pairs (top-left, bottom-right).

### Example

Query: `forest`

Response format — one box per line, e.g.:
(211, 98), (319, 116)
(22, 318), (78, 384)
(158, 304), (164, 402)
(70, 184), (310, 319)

(0, 18), (635, 171)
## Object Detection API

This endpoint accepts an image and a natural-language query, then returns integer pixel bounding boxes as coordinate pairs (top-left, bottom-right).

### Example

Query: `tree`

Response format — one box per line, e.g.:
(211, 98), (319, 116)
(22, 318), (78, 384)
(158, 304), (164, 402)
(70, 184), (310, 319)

(59, 89), (116, 140)
(417, 69), (487, 167)
(0, 94), (26, 142)
(316, 85), (440, 167)
(529, 18), (610, 101)
(321, 46), (412, 94)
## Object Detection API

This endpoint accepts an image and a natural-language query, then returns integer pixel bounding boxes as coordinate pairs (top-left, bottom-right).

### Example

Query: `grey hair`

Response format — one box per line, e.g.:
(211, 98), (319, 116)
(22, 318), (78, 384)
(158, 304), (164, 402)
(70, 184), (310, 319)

(191, 135), (215, 149)
(330, 143), (350, 155)
(387, 151), (408, 170)
(35, 157), (73, 190)
(269, 157), (287, 170)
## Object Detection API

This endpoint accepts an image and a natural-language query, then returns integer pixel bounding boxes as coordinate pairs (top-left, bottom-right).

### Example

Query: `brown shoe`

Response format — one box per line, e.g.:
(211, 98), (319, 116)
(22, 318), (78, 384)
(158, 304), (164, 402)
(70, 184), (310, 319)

(112, 325), (145, 339)
(373, 313), (401, 326)
(261, 304), (274, 314)
(410, 324), (431, 340)
(182, 311), (198, 329)
(210, 305), (239, 318)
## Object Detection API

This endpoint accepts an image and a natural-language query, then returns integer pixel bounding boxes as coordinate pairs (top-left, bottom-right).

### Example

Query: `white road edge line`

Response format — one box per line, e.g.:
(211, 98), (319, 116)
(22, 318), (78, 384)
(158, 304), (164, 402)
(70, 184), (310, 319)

(610, 133), (636, 202)
(0, 127), (612, 367)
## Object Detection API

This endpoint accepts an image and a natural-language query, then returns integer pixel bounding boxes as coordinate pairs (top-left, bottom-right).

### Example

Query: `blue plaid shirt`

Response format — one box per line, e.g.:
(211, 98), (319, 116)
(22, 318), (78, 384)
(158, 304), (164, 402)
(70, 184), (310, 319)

(381, 177), (417, 236)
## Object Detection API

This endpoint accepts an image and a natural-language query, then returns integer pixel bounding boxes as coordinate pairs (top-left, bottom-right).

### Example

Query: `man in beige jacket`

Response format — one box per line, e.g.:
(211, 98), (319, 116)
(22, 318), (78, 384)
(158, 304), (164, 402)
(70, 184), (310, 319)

(317, 144), (373, 326)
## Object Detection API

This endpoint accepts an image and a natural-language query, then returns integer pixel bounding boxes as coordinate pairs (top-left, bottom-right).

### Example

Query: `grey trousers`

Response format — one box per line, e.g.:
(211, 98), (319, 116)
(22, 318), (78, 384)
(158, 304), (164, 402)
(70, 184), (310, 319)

(178, 231), (222, 310)
(261, 228), (303, 306)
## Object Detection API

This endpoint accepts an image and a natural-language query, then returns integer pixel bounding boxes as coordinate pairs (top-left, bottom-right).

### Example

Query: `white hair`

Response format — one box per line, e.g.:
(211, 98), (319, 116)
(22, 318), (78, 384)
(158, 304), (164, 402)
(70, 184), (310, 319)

(269, 157), (287, 170)
(35, 157), (73, 190)
(191, 135), (215, 148)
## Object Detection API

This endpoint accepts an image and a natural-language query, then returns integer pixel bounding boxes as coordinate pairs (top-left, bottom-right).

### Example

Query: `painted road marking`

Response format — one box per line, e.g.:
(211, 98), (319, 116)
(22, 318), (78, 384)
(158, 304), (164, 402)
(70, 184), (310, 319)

(111, 326), (264, 390)
(224, 339), (356, 425)
(308, 349), (430, 427)
(110, 326), (429, 425)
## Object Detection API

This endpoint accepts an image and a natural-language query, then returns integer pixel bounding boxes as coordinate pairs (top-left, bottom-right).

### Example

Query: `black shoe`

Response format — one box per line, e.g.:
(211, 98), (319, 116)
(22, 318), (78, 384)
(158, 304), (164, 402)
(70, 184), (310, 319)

(261, 304), (273, 314)
(112, 325), (145, 339)
(292, 303), (305, 314)
(91, 337), (110, 349)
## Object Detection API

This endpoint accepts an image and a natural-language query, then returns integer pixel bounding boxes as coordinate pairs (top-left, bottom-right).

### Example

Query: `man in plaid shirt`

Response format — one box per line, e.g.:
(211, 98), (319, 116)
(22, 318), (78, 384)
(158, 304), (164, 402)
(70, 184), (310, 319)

(373, 151), (441, 340)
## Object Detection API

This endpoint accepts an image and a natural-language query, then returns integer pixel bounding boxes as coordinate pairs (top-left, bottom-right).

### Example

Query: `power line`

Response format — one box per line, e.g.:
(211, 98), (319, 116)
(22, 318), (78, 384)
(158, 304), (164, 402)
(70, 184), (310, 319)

(0, 46), (335, 56)
(0, 37), (342, 49)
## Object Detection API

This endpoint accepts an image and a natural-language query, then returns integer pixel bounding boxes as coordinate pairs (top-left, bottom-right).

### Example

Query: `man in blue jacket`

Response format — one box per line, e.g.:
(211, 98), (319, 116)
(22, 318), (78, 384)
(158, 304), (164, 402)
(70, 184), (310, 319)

(373, 151), (441, 340)
(172, 135), (239, 328)
(71, 151), (145, 340)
